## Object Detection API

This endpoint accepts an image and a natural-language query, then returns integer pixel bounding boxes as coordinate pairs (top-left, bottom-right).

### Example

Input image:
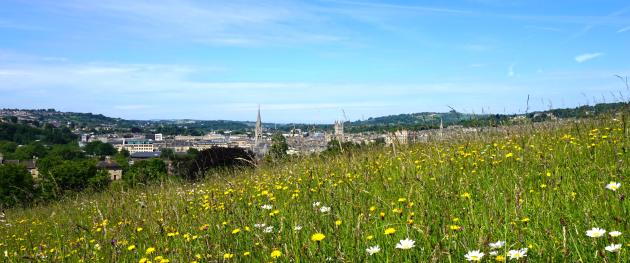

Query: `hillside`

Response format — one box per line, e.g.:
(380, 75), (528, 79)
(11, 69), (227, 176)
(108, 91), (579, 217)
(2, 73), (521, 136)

(0, 113), (628, 261)
(3, 102), (628, 135)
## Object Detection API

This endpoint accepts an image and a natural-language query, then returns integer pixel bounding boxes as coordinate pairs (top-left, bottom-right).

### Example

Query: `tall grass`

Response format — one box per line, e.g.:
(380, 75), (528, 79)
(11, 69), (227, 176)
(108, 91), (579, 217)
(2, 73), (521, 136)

(0, 114), (628, 262)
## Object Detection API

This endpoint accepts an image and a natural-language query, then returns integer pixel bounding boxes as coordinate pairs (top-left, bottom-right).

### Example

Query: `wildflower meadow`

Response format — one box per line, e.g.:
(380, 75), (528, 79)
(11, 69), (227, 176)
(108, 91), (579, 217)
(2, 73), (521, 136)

(1, 114), (628, 262)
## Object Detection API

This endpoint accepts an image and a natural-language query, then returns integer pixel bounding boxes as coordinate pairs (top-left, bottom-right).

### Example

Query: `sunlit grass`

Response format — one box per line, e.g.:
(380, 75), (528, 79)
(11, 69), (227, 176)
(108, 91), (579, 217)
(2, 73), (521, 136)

(1, 114), (628, 262)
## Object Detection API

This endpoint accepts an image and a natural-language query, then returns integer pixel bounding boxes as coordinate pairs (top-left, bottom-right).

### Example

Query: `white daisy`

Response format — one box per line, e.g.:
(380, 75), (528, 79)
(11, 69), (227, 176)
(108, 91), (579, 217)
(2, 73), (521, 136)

(606, 182), (621, 191)
(395, 238), (415, 250)
(319, 206), (331, 213)
(366, 245), (381, 255)
(263, 226), (274, 233)
(586, 227), (606, 238)
(489, 240), (505, 249)
(464, 250), (485, 261)
(293, 225), (302, 231)
(312, 201), (321, 207)
(507, 248), (528, 260)
(261, 204), (273, 210)
(609, 231), (622, 237)
(605, 244), (622, 252)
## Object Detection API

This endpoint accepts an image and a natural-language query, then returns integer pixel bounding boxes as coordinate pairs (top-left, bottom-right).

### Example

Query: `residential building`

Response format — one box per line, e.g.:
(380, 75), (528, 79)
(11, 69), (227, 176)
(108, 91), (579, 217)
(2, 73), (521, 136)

(96, 157), (123, 180)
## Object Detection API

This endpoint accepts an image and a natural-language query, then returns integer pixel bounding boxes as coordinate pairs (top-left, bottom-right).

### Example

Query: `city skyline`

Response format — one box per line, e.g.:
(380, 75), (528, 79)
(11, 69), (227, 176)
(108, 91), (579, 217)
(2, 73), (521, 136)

(1, 0), (630, 123)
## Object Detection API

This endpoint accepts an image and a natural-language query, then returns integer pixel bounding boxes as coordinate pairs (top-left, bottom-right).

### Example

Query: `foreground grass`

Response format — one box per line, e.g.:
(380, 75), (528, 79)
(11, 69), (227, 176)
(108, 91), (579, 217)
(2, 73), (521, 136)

(1, 115), (629, 262)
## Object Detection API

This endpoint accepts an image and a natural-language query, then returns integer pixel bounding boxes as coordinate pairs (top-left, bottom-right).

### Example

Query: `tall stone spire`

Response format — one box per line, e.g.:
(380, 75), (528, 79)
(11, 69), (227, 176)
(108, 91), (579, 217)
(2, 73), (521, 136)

(255, 105), (262, 145)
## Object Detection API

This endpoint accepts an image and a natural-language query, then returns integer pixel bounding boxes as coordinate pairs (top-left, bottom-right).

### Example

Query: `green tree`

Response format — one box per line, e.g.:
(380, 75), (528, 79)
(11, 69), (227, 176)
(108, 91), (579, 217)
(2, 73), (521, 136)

(269, 133), (289, 161)
(0, 140), (18, 155)
(87, 170), (112, 192)
(39, 160), (98, 198)
(123, 159), (167, 187)
(0, 164), (35, 208)
(12, 141), (48, 160)
(186, 148), (200, 157)
(48, 143), (85, 160)
(160, 148), (175, 160)
(84, 141), (117, 156)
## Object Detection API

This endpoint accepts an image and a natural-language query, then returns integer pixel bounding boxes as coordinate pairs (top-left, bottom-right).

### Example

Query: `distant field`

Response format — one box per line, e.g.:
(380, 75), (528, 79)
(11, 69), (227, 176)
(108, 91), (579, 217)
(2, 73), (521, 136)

(1, 114), (628, 262)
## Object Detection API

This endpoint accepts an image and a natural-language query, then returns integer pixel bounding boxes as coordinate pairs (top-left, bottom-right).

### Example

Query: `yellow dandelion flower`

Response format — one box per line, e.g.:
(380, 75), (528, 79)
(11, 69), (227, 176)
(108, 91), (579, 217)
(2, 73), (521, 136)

(311, 233), (326, 242)
(138, 258), (149, 263)
(232, 228), (241, 234)
(384, 227), (396, 235)
(335, 220), (342, 226)
(136, 227), (143, 232)
(270, 250), (282, 259)
(127, 245), (136, 251)
(495, 255), (506, 262)
(145, 247), (155, 255)
(223, 253), (234, 259)
(449, 225), (462, 231)
(243, 251), (251, 256)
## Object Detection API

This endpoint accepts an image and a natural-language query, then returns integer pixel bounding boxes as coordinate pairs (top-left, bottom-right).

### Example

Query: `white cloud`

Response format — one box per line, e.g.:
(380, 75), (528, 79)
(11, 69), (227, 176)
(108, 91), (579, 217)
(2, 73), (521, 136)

(508, 64), (515, 77)
(575, 52), (603, 63)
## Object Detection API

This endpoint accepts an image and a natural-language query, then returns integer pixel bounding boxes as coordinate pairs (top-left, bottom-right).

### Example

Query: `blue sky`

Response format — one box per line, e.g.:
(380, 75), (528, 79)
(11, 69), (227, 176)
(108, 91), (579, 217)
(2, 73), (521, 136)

(1, 0), (629, 123)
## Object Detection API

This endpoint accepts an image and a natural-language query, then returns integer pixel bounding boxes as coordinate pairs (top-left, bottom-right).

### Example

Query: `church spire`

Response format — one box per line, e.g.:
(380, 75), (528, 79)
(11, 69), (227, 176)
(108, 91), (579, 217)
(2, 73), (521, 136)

(255, 105), (262, 145)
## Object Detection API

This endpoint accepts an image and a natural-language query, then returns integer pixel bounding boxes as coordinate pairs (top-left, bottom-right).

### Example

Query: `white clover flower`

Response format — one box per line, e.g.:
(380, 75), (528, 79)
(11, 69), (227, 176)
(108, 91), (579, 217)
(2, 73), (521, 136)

(489, 251), (498, 256)
(254, 223), (266, 229)
(464, 250), (485, 261)
(294, 225), (302, 231)
(507, 248), (528, 260)
(263, 226), (274, 233)
(606, 182), (621, 191)
(605, 244), (622, 252)
(319, 206), (331, 213)
(489, 240), (505, 249)
(261, 204), (273, 210)
(586, 227), (606, 238)
(395, 238), (415, 250)
(609, 231), (622, 237)
(366, 245), (381, 255)
(312, 201), (321, 207)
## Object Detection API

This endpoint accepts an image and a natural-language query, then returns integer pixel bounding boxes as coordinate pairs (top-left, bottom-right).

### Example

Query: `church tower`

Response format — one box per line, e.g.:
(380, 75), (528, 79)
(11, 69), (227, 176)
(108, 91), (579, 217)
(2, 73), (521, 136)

(255, 106), (262, 146)
(334, 120), (344, 142)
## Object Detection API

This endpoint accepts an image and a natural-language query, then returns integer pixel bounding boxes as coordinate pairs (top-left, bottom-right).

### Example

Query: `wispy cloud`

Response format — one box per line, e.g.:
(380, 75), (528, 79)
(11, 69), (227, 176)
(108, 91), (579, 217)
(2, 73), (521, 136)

(113, 104), (152, 110)
(17, 0), (347, 47)
(618, 26), (630, 33)
(575, 52), (603, 63)
(508, 64), (516, 77)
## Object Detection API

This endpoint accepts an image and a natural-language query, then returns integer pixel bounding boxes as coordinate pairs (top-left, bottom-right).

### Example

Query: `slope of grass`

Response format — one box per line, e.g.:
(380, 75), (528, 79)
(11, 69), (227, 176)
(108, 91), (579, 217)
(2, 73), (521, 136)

(1, 116), (628, 262)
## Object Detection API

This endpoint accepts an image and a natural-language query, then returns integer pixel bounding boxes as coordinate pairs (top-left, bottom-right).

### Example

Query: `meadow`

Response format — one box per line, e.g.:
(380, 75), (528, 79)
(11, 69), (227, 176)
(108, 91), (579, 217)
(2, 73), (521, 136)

(1, 114), (628, 262)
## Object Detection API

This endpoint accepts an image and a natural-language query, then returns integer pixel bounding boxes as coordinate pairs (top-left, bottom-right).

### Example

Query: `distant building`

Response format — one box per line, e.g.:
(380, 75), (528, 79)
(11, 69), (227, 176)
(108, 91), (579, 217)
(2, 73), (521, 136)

(0, 154), (39, 178)
(252, 106), (268, 157)
(255, 106), (263, 146)
(119, 139), (155, 154)
(154, 133), (163, 141)
(329, 120), (345, 142)
(96, 157), (123, 180)
(386, 130), (426, 145)
(130, 151), (161, 160)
